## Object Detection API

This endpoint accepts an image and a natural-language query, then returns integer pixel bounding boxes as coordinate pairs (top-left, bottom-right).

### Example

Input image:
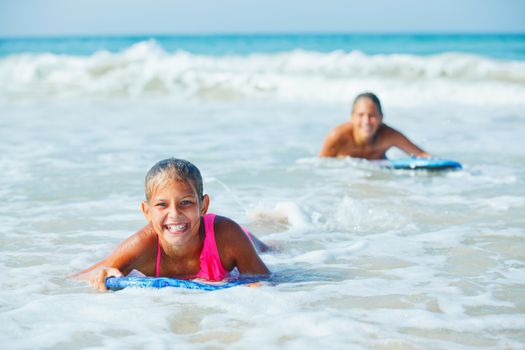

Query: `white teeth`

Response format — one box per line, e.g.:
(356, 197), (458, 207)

(166, 224), (186, 232)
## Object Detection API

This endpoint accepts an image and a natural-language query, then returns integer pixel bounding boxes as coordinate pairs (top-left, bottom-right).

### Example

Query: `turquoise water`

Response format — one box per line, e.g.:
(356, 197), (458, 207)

(1, 33), (525, 60)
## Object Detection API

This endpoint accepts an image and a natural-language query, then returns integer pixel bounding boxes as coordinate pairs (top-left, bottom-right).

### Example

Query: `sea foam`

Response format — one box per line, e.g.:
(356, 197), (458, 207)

(1, 40), (524, 105)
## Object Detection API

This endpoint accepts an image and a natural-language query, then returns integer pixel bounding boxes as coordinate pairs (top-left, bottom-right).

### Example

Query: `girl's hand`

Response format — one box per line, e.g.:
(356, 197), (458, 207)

(89, 266), (123, 291)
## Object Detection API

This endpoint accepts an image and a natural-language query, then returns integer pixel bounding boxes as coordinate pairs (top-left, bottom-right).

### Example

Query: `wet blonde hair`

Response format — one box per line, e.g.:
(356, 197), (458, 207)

(145, 158), (203, 203)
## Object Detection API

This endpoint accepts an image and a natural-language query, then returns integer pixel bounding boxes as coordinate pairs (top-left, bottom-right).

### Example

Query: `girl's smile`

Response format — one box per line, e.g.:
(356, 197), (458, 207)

(164, 223), (189, 235)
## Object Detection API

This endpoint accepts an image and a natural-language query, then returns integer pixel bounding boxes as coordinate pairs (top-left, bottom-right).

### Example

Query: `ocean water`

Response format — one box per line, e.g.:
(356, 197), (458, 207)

(1, 34), (524, 349)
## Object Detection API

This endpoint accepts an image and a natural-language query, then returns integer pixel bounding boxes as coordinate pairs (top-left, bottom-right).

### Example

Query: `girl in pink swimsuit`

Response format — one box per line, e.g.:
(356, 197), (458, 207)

(73, 158), (270, 291)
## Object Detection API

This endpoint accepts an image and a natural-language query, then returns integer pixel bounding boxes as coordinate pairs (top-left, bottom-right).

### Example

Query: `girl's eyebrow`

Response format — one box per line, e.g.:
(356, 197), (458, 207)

(180, 195), (197, 200)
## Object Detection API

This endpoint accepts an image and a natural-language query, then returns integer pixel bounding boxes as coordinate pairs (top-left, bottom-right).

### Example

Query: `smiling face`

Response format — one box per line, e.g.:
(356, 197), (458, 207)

(141, 180), (209, 247)
(351, 97), (383, 142)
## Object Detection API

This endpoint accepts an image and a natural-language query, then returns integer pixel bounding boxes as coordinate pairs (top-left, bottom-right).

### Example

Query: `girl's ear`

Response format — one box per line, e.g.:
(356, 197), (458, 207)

(200, 194), (210, 215)
(141, 200), (151, 221)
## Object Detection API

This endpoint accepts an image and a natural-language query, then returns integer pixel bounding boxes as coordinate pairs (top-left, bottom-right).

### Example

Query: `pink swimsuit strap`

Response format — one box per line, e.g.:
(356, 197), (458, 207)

(194, 213), (230, 281)
(155, 237), (162, 277)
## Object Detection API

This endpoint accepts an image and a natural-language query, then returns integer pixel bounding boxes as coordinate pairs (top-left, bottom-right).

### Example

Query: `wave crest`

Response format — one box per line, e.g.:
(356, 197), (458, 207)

(1, 40), (524, 104)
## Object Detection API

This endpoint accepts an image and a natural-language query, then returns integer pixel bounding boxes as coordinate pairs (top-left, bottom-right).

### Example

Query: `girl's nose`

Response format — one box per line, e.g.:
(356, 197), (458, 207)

(168, 205), (179, 218)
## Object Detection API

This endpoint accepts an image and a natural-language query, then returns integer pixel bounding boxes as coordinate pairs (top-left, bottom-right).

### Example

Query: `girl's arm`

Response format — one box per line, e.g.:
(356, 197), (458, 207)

(249, 234), (271, 253)
(215, 217), (270, 276)
(387, 126), (430, 158)
(320, 124), (350, 157)
(320, 130), (340, 157)
(71, 224), (156, 290)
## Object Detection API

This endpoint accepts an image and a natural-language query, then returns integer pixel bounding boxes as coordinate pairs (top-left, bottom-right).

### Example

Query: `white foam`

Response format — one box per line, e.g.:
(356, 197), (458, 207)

(247, 201), (310, 232)
(1, 83), (524, 349)
(1, 42), (525, 106)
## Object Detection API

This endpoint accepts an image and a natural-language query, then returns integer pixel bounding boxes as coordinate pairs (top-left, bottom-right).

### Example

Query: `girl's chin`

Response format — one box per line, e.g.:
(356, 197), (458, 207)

(163, 229), (187, 236)
(358, 127), (375, 135)
(162, 231), (188, 242)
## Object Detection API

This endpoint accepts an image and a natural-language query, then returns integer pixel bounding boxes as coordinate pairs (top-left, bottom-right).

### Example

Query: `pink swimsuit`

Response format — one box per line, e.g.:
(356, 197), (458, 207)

(155, 213), (251, 281)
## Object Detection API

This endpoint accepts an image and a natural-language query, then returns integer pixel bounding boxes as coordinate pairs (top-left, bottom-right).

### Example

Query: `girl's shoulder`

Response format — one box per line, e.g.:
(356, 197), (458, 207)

(376, 123), (404, 145)
(211, 215), (244, 237)
(117, 224), (158, 265)
(378, 123), (394, 134)
(131, 223), (158, 246)
(212, 215), (252, 250)
(211, 214), (259, 272)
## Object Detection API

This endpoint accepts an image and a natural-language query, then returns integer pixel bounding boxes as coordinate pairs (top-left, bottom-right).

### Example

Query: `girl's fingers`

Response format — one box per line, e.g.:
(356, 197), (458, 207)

(113, 269), (123, 277)
(84, 267), (124, 291)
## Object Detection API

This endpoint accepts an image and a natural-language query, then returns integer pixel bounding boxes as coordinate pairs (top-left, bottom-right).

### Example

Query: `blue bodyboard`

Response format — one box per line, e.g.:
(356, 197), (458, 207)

(386, 157), (462, 170)
(105, 276), (254, 291)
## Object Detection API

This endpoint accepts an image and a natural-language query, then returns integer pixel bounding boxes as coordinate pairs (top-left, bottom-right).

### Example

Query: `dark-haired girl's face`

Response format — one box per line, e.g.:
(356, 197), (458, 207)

(351, 98), (383, 140)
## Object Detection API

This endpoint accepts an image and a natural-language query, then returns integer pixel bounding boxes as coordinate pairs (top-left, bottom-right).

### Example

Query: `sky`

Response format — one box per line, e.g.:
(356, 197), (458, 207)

(1, 0), (525, 37)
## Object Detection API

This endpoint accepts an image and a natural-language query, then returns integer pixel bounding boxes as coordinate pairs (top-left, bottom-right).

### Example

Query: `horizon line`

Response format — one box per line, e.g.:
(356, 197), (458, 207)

(2, 31), (525, 40)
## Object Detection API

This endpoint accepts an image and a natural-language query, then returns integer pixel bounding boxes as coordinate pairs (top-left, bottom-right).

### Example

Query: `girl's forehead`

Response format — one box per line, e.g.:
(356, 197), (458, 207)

(355, 98), (376, 108)
(354, 99), (380, 113)
(151, 180), (197, 198)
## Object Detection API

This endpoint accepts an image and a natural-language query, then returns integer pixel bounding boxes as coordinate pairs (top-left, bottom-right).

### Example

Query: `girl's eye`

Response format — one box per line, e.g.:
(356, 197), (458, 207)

(155, 203), (167, 207)
(181, 200), (193, 206)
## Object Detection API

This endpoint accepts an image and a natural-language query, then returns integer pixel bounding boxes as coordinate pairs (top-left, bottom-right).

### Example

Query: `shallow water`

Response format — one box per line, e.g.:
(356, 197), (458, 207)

(1, 37), (525, 349)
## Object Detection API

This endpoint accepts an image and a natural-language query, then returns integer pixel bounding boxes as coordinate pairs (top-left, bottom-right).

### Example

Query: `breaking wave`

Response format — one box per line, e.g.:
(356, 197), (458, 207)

(1, 40), (524, 105)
